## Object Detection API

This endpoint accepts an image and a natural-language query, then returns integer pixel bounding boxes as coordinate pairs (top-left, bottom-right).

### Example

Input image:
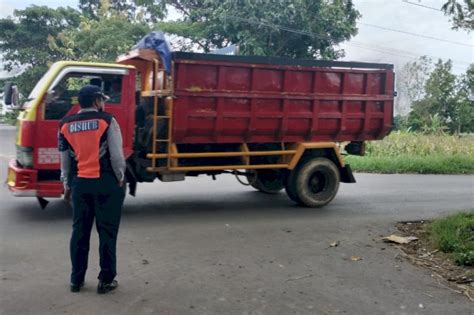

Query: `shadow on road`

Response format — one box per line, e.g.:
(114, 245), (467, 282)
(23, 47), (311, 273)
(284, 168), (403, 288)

(7, 199), (72, 222)
(6, 190), (337, 224)
(123, 190), (332, 218)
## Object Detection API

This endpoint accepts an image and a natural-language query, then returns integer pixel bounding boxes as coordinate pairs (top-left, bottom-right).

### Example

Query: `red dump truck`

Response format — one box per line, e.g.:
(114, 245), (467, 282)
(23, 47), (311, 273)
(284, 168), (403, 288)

(6, 49), (394, 208)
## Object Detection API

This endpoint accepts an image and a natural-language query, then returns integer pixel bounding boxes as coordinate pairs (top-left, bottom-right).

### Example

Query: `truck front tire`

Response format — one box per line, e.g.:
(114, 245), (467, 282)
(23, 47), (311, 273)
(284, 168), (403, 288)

(288, 157), (340, 207)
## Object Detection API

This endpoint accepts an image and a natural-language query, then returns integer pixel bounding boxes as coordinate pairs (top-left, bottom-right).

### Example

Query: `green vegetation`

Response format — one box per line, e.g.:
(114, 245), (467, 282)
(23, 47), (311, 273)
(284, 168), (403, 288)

(347, 154), (473, 174)
(0, 1), (471, 177)
(0, 109), (20, 125)
(0, 5), (82, 94)
(429, 212), (474, 266)
(399, 59), (473, 135)
(442, 0), (473, 31)
(0, 0), (360, 96)
(158, 0), (359, 59)
(346, 132), (474, 174)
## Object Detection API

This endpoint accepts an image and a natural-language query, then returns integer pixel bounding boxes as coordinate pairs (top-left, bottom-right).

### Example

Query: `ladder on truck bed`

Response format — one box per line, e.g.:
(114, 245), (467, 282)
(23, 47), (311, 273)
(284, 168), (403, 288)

(145, 58), (174, 172)
(142, 56), (304, 173)
(141, 55), (341, 174)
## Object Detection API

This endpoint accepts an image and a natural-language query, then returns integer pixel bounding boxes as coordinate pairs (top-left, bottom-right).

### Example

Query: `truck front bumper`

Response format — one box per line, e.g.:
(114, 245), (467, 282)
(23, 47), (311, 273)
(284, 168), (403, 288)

(7, 159), (63, 198)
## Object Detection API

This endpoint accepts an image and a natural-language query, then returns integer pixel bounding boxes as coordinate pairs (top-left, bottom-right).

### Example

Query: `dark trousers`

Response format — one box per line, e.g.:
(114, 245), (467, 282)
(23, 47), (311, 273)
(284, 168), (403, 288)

(70, 173), (125, 284)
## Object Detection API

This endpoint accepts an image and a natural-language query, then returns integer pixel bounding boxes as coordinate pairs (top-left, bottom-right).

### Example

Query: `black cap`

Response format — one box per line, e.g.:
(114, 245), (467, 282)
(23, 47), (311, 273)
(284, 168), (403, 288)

(78, 85), (109, 101)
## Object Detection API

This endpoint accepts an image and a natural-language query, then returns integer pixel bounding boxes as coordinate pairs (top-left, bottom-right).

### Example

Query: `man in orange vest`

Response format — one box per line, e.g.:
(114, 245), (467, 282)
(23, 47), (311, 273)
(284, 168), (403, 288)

(58, 85), (126, 294)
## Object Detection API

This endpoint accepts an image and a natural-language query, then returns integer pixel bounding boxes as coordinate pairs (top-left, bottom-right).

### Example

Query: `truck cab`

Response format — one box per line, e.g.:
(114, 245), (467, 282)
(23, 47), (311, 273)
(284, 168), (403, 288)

(7, 61), (136, 198)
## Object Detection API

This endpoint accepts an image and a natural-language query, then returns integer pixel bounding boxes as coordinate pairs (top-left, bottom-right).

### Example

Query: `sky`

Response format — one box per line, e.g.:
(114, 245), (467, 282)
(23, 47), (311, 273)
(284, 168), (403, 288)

(341, 0), (472, 74)
(0, 0), (472, 77)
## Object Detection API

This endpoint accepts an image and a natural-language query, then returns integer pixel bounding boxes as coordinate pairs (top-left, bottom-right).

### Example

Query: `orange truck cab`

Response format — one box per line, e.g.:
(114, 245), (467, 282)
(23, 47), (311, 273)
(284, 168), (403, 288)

(6, 48), (394, 208)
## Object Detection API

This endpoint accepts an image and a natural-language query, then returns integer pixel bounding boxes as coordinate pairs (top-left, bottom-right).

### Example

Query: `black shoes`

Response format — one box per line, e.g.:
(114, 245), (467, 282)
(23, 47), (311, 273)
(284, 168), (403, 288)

(97, 280), (118, 294)
(70, 280), (118, 293)
(70, 282), (84, 293)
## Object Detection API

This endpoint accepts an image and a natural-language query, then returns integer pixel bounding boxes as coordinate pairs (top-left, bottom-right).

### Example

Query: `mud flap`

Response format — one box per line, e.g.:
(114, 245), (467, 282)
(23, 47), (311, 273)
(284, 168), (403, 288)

(126, 163), (137, 196)
(37, 197), (49, 209)
(128, 180), (137, 196)
(340, 164), (356, 183)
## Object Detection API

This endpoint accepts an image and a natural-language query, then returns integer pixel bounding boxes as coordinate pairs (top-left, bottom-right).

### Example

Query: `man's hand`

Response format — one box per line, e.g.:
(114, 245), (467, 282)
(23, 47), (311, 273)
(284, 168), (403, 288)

(64, 188), (71, 202)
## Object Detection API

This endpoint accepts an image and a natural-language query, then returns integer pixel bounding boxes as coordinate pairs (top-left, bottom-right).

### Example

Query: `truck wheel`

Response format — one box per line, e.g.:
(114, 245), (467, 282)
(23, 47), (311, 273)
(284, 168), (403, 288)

(250, 169), (285, 194)
(293, 158), (340, 207)
(285, 170), (301, 204)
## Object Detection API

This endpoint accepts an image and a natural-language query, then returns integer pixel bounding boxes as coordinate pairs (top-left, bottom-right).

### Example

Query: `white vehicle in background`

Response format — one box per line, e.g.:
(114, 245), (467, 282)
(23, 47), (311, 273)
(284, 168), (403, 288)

(1, 83), (18, 116)
(0, 92), (7, 116)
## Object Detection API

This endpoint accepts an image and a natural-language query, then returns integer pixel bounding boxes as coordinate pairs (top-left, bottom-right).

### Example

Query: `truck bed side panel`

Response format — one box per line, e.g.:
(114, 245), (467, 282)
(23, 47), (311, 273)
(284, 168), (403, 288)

(172, 56), (394, 144)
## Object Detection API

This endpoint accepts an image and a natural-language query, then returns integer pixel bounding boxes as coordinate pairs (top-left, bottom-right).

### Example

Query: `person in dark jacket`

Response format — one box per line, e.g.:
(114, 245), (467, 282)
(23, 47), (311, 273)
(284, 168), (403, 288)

(58, 85), (126, 294)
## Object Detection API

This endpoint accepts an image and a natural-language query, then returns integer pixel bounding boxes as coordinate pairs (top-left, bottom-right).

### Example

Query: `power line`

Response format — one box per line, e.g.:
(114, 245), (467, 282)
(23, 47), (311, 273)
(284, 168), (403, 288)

(349, 41), (472, 65)
(358, 22), (473, 47)
(347, 43), (468, 71)
(402, 0), (442, 11)
(225, 15), (472, 49)
(348, 43), (420, 60)
(221, 15), (472, 66)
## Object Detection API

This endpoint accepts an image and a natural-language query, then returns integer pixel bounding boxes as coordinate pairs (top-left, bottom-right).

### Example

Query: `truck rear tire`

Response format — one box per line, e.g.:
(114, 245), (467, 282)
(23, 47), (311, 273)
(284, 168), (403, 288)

(250, 169), (285, 194)
(290, 157), (340, 207)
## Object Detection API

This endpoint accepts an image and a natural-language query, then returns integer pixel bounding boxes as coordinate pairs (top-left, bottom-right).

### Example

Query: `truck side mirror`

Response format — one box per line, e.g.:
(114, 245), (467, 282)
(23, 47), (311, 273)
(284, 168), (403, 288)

(3, 82), (20, 108)
(3, 82), (14, 105)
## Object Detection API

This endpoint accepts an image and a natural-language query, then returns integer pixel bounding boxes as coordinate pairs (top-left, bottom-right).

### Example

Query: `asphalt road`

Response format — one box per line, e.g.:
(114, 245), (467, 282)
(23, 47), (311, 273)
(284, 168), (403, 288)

(0, 125), (473, 314)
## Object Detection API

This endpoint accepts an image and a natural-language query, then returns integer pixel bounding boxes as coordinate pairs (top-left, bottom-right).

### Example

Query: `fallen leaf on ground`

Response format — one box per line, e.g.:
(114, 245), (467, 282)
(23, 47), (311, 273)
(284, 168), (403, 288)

(329, 241), (339, 247)
(382, 234), (418, 244)
(350, 256), (363, 261)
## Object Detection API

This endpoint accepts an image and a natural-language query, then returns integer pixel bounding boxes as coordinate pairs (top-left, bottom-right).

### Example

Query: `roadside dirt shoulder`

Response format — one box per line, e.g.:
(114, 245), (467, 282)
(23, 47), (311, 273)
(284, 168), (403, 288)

(391, 221), (473, 302)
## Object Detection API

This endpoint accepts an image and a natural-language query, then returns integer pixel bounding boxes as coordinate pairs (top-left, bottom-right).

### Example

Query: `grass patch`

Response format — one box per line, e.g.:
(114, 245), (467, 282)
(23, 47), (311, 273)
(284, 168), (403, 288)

(429, 212), (474, 266)
(346, 154), (474, 174)
(346, 132), (474, 174)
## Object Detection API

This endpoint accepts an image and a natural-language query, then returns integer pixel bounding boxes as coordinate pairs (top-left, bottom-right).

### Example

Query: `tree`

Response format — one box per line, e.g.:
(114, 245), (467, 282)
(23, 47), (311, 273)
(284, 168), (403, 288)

(0, 6), (81, 71)
(399, 56), (433, 104)
(0, 2), (157, 94)
(424, 60), (457, 127)
(396, 56), (432, 116)
(0, 6), (81, 93)
(79, 0), (166, 23)
(159, 0), (360, 59)
(50, 7), (151, 63)
(442, 0), (473, 32)
(453, 64), (474, 133)
(407, 60), (473, 134)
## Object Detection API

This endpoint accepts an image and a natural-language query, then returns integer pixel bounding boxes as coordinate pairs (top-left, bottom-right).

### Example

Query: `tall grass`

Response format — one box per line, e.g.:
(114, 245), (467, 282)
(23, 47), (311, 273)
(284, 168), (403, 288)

(365, 131), (474, 157)
(346, 132), (474, 174)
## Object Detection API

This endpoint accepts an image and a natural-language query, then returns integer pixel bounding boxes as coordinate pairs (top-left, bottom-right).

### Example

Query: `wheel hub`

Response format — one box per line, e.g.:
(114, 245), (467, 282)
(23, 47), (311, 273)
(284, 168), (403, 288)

(308, 172), (326, 194)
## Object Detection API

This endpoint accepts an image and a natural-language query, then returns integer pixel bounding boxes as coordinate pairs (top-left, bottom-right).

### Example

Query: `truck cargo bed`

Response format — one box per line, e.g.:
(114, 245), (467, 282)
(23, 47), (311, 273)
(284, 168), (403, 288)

(171, 52), (394, 144)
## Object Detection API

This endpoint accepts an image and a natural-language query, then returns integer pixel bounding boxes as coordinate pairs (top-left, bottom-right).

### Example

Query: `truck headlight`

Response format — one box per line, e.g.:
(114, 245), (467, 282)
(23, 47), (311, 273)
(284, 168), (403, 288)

(16, 145), (33, 168)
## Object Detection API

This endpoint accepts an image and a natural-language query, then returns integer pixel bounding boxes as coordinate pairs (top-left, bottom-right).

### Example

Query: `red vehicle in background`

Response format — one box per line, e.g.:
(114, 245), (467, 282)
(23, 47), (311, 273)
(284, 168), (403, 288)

(5, 48), (394, 208)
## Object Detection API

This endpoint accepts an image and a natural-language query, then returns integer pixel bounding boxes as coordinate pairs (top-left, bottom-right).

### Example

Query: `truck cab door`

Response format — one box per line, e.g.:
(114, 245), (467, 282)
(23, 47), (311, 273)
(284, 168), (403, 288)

(34, 66), (135, 175)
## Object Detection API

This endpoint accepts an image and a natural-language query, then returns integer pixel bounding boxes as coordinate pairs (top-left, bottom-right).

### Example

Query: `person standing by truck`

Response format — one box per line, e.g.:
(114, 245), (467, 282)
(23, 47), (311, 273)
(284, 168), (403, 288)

(58, 85), (126, 294)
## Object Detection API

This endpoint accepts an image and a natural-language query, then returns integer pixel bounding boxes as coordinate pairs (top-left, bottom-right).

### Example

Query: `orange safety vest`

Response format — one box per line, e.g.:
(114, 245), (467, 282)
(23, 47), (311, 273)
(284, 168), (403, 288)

(59, 111), (114, 178)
